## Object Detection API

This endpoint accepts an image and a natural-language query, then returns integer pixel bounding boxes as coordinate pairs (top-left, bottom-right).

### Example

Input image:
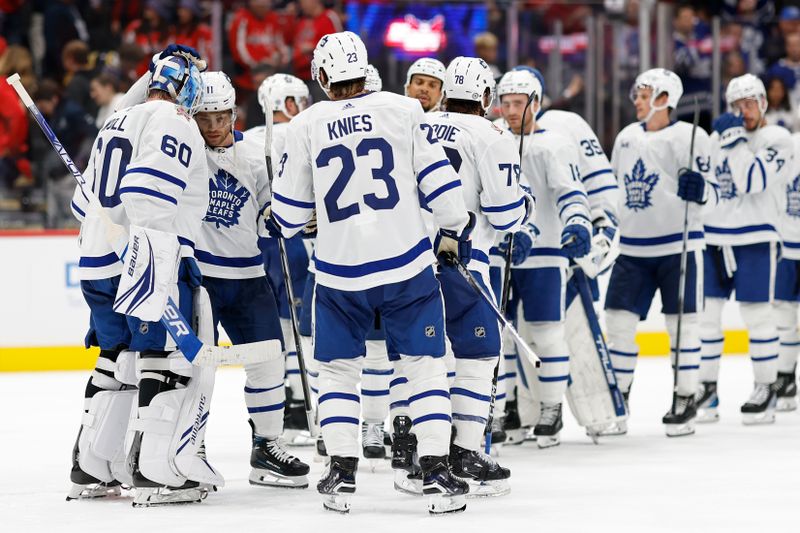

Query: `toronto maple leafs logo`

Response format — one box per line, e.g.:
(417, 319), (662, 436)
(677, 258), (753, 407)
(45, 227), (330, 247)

(204, 169), (251, 228)
(787, 175), (800, 218)
(715, 158), (737, 200)
(624, 158), (659, 211)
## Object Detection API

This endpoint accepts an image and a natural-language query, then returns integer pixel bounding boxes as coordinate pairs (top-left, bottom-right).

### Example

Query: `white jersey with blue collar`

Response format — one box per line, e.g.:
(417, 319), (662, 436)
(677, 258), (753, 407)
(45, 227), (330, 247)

(71, 100), (209, 280)
(245, 120), (290, 172)
(195, 130), (272, 279)
(611, 120), (715, 258)
(271, 91), (469, 291)
(705, 124), (793, 247)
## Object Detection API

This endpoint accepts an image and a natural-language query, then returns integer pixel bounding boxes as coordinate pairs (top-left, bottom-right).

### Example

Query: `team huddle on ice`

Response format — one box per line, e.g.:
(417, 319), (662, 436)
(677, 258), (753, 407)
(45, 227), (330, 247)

(55, 30), (800, 515)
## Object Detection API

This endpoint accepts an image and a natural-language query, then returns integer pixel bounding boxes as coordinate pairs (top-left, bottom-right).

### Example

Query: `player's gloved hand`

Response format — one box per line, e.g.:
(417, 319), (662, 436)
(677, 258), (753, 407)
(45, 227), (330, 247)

(302, 210), (317, 239)
(521, 192), (535, 224)
(260, 206), (284, 239)
(677, 168), (707, 204)
(712, 112), (746, 149)
(180, 257), (202, 289)
(150, 44), (207, 73)
(436, 211), (476, 267)
(497, 223), (539, 266)
(560, 216), (592, 259)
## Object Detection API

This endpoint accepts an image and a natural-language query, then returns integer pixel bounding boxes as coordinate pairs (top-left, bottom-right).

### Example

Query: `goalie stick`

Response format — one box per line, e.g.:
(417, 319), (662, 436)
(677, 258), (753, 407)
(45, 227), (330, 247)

(6, 73), (280, 367)
(262, 102), (317, 437)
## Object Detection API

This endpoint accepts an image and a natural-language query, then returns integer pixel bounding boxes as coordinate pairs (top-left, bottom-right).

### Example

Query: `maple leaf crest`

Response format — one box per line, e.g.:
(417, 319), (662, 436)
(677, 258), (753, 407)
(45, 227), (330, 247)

(787, 174), (800, 219)
(624, 158), (659, 212)
(715, 158), (737, 201)
(204, 168), (251, 229)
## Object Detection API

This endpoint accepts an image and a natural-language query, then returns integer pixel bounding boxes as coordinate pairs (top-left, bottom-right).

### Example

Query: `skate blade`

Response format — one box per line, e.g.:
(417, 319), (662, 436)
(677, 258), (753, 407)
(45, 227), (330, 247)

(66, 483), (123, 501)
(393, 470), (423, 496)
(465, 479), (510, 499)
(132, 486), (208, 507)
(322, 494), (351, 514)
(503, 429), (525, 445)
(664, 421), (696, 437)
(427, 494), (466, 515)
(742, 410), (776, 425)
(596, 421), (628, 436)
(777, 397), (798, 412)
(249, 469), (309, 489)
(536, 434), (560, 449)
(283, 430), (315, 447)
(695, 408), (720, 424)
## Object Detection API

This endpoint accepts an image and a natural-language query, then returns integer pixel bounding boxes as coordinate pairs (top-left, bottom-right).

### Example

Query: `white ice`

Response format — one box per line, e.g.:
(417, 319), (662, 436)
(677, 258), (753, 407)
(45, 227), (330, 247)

(1, 355), (796, 533)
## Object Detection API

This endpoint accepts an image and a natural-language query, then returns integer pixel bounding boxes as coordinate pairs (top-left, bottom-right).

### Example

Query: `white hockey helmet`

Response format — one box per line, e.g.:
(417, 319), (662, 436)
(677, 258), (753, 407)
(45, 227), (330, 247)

(365, 64), (382, 92)
(311, 31), (368, 93)
(443, 56), (496, 112)
(257, 73), (310, 117)
(726, 73), (768, 114)
(198, 71), (236, 113)
(629, 68), (683, 111)
(404, 57), (446, 90)
(497, 69), (542, 104)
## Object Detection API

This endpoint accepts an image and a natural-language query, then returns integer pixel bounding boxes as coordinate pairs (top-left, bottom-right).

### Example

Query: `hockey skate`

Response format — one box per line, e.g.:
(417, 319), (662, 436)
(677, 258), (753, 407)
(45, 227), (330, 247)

(534, 402), (563, 448)
(694, 382), (720, 423)
(662, 395), (697, 437)
(283, 394), (314, 446)
(594, 391), (629, 436)
(741, 382), (777, 425)
(775, 371), (798, 412)
(502, 399), (524, 444)
(391, 415), (422, 495)
(132, 482), (211, 507)
(420, 455), (468, 515)
(361, 421), (387, 470)
(317, 456), (357, 514)
(67, 431), (125, 501)
(449, 444), (510, 498)
(249, 422), (310, 489)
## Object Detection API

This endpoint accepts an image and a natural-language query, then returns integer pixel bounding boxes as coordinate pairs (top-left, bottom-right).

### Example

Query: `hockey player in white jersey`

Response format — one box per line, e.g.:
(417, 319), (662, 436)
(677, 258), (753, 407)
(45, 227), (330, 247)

(193, 71), (310, 487)
(266, 31), (475, 514)
(605, 68), (716, 437)
(68, 54), (217, 505)
(405, 57), (446, 112)
(248, 73), (316, 445)
(773, 132), (800, 412)
(427, 56), (531, 494)
(698, 74), (793, 424)
(496, 69), (592, 448)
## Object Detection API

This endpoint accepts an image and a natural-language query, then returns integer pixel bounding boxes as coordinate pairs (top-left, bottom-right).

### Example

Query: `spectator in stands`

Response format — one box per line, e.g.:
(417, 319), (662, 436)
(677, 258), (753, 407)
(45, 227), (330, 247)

(673, 4), (712, 123)
(175, 0), (214, 69)
(292, 0), (342, 101)
(123, 0), (176, 76)
(90, 73), (124, 129)
(474, 32), (502, 80)
(32, 80), (96, 228)
(229, 0), (289, 92)
(62, 40), (97, 118)
(43, 0), (90, 79)
(779, 32), (800, 112)
(0, 38), (33, 191)
(0, 0), (28, 47)
(764, 65), (799, 132)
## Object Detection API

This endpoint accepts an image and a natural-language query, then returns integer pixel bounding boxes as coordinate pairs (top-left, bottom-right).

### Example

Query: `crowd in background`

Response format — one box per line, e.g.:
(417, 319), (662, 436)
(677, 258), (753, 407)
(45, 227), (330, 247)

(2, 0), (800, 228)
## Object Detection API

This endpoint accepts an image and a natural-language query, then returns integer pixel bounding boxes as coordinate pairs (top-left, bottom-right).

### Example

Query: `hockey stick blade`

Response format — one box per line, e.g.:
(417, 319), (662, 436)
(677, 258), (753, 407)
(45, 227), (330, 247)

(7, 73), (276, 367)
(449, 257), (540, 368)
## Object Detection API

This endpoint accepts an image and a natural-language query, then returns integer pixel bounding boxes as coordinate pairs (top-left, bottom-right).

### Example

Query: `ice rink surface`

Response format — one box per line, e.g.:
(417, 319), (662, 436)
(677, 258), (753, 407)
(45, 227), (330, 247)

(1, 355), (796, 533)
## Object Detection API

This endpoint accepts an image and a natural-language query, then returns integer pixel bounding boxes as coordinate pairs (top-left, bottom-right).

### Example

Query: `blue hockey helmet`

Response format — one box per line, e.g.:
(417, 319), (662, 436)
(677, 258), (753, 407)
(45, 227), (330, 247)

(148, 54), (204, 115)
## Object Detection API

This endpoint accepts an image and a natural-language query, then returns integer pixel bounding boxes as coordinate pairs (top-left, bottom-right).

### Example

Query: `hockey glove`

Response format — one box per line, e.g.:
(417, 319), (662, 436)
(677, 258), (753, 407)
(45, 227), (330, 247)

(436, 211), (476, 267)
(677, 168), (706, 204)
(497, 223), (540, 266)
(260, 206), (285, 239)
(560, 217), (592, 259)
(303, 210), (318, 239)
(712, 112), (746, 149)
(150, 44), (208, 73)
(180, 257), (202, 289)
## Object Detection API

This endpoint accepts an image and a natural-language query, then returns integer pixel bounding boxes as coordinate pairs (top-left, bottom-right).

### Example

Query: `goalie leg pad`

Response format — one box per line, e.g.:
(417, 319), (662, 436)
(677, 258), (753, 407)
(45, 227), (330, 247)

(700, 297), (725, 384)
(114, 350), (139, 386)
(741, 302), (779, 384)
(451, 357), (496, 451)
(362, 339), (392, 423)
(78, 389), (138, 483)
(665, 313), (701, 396)
(605, 309), (640, 393)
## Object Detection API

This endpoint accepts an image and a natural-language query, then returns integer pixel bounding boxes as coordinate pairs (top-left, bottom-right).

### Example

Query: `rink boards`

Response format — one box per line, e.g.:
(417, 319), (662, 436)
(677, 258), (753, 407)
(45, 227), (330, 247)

(0, 232), (750, 371)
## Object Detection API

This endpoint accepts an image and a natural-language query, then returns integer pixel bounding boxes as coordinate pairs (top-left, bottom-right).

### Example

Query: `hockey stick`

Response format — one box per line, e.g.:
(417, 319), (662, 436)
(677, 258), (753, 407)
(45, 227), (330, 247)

(671, 96), (700, 414)
(6, 73), (280, 367)
(262, 107), (317, 437)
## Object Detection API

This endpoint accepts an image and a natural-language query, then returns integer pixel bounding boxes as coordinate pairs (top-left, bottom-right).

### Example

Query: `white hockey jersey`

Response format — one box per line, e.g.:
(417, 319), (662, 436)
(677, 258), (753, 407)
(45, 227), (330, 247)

(611, 121), (715, 258)
(71, 100), (209, 280)
(272, 91), (469, 291)
(705, 124), (793, 247)
(507, 129), (591, 269)
(778, 133), (800, 259)
(425, 111), (531, 281)
(536, 109), (619, 221)
(245, 120), (290, 172)
(195, 130), (271, 279)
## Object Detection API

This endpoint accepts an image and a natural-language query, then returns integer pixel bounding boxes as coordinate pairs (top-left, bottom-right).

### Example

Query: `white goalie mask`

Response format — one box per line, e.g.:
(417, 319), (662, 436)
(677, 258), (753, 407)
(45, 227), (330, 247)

(257, 73), (310, 118)
(726, 73), (768, 116)
(443, 56), (496, 112)
(629, 68), (683, 121)
(311, 31), (368, 95)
